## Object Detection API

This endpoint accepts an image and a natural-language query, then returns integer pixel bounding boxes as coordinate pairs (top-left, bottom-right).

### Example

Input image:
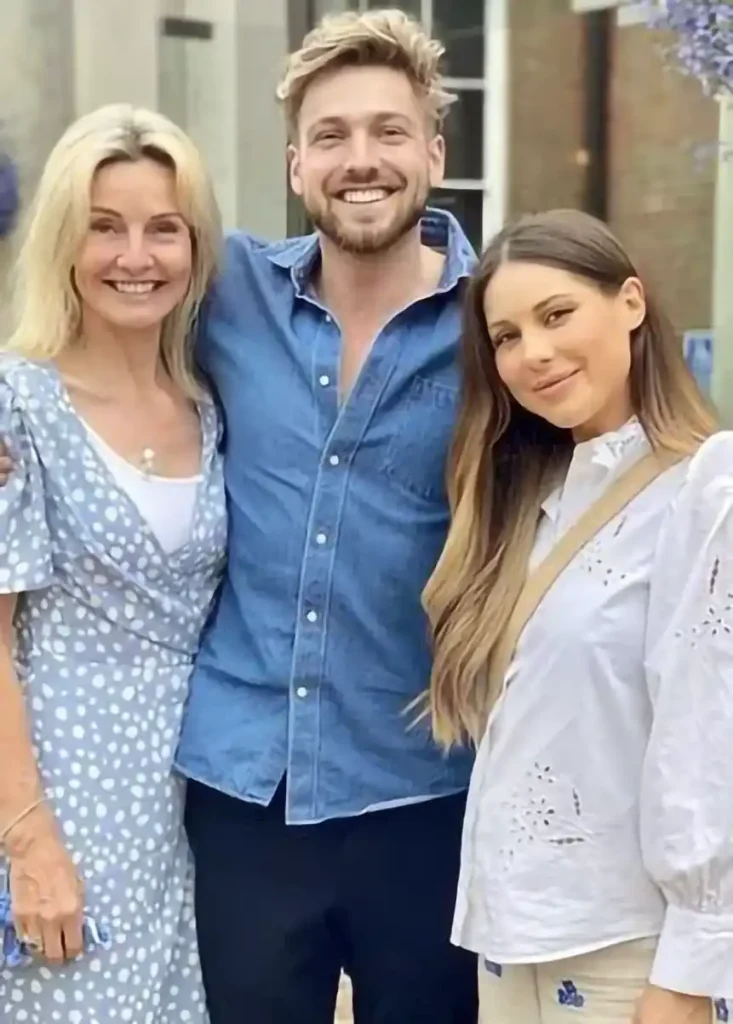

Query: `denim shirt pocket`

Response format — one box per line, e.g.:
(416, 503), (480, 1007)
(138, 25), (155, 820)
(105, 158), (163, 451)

(380, 375), (458, 502)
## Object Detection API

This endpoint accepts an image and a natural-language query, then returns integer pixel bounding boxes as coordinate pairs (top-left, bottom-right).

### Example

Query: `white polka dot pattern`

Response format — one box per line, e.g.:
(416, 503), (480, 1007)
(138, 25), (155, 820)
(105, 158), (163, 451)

(0, 358), (227, 1023)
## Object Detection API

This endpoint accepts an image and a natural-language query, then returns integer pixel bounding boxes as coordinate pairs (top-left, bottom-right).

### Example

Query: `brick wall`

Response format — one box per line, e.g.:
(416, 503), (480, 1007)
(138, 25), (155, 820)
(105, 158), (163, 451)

(608, 23), (718, 332)
(506, 2), (719, 334)
(507, 0), (586, 217)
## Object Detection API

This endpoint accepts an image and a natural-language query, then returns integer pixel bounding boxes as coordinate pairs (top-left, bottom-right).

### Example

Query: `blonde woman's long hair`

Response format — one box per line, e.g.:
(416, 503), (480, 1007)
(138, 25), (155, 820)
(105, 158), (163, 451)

(424, 209), (716, 749)
(5, 104), (221, 398)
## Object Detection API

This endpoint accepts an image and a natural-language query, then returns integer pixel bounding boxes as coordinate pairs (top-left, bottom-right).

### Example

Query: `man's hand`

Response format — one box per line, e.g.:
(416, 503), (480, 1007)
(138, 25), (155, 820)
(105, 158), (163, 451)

(634, 985), (711, 1024)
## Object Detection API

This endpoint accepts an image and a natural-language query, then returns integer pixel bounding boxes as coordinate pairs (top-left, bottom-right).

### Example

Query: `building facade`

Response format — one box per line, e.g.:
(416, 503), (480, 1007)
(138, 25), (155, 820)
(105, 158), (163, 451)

(0, 0), (722, 340)
(510, 0), (719, 336)
(0, 0), (290, 333)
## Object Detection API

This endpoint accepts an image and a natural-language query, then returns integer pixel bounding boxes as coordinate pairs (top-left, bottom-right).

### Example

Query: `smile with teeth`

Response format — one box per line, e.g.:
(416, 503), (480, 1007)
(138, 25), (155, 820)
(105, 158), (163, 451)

(338, 188), (394, 204)
(106, 281), (164, 295)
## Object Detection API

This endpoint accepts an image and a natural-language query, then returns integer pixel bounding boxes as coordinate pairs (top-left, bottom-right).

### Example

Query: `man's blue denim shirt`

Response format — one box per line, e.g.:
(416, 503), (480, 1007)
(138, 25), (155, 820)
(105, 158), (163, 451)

(175, 210), (476, 824)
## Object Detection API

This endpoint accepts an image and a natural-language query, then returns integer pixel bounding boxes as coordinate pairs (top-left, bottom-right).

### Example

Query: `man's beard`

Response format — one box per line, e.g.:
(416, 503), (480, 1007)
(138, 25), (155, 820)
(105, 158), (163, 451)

(306, 187), (428, 256)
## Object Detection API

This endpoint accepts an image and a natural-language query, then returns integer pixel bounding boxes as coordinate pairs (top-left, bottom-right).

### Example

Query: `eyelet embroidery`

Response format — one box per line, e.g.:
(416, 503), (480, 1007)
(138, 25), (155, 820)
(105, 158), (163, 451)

(673, 557), (733, 648)
(594, 418), (643, 462)
(681, 594), (733, 649)
(578, 535), (629, 587)
(494, 764), (588, 870)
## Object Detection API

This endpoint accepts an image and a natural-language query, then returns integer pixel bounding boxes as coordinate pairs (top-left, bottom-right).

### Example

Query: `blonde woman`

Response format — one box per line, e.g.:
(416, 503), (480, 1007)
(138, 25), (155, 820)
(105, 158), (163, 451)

(425, 210), (732, 1023)
(0, 105), (225, 1022)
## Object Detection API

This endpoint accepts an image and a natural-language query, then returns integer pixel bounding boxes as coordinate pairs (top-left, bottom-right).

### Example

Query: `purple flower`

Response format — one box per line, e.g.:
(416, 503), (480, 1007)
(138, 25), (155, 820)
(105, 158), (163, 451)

(651, 0), (733, 95)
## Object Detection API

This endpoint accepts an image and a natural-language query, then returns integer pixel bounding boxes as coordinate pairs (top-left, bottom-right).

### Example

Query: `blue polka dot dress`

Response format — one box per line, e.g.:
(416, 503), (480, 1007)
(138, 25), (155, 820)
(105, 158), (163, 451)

(0, 357), (227, 1024)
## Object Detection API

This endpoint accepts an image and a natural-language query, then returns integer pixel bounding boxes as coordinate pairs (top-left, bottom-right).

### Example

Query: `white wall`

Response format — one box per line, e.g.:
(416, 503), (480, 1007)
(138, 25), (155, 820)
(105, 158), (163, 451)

(0, 0), (291, 306)
(235, 0), (289, 238)
(158, 0), (239, 229)
(72, 0), (159, 113)
(0, 0), (75, 333)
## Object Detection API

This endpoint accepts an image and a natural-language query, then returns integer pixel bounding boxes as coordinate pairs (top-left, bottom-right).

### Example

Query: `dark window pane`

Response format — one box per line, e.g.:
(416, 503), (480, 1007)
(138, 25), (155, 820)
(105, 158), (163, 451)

(433, 0), (484, 78)
(443, 89), (483, 181)
(429, 187), (483, 251)
(368, 0), (423, 19)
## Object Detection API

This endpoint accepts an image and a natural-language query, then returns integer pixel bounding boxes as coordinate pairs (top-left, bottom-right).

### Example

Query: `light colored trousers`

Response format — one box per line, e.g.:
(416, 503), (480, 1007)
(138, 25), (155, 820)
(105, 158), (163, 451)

(478, 939), (722, 1023)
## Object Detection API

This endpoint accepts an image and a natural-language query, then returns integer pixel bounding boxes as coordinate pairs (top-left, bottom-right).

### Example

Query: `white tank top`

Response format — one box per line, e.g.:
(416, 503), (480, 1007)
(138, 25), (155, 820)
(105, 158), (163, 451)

(84, 423), (201, 554)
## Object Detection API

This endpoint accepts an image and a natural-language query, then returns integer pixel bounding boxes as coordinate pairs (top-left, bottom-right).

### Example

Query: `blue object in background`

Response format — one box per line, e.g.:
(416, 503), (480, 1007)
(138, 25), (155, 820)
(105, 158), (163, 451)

(683, 328), (714, 396)
(0, 154), (19, 239)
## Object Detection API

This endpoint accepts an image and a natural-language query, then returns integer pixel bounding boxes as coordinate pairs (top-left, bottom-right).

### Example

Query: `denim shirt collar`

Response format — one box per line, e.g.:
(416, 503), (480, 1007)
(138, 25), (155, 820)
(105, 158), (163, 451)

(263, 208), (476, 298)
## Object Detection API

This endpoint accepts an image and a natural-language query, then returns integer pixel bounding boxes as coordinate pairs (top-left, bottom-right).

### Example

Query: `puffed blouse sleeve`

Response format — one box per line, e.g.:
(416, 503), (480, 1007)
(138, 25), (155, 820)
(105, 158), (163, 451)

(642, 431), (733, 997)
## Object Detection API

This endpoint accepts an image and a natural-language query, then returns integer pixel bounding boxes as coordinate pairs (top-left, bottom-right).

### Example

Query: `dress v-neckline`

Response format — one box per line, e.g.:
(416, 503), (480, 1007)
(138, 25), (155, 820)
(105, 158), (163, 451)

(45, 363), (215, 563)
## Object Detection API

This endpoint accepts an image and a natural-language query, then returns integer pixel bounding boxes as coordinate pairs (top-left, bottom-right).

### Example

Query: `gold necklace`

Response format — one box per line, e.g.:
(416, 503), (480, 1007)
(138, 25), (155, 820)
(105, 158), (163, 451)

(140, 448), (156, 476)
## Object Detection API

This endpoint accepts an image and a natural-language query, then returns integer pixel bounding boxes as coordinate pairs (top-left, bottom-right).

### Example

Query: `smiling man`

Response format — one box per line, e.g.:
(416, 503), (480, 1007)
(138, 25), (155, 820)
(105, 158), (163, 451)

(174, 9), (478, 1024)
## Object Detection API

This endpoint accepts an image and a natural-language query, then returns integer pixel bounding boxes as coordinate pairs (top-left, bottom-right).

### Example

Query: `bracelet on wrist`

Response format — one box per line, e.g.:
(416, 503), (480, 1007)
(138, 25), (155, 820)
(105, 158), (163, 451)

(0, 798), (46, 847)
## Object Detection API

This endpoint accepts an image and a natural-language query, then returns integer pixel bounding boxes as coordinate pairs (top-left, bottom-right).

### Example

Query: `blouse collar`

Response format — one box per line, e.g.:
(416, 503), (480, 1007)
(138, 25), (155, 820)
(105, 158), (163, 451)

(541, 417), (650, 523)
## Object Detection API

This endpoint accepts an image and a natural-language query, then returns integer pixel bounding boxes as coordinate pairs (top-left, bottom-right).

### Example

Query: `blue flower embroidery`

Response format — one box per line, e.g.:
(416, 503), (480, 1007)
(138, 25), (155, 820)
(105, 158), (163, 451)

(715, 998), (729, 1023)
(557, 980), (585, 1009)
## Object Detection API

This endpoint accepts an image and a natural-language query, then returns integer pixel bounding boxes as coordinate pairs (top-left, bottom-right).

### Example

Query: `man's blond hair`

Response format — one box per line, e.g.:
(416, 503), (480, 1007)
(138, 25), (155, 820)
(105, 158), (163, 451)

(276, 9), (455, 138)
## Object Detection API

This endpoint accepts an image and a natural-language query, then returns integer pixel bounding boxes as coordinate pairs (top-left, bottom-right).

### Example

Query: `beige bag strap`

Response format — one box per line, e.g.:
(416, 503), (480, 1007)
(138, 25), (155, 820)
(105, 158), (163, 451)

(488, 450), (682, 695)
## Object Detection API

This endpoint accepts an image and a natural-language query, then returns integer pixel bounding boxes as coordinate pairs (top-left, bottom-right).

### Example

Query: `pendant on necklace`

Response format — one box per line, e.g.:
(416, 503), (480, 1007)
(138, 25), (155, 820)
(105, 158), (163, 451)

(141, 448), (155, 476)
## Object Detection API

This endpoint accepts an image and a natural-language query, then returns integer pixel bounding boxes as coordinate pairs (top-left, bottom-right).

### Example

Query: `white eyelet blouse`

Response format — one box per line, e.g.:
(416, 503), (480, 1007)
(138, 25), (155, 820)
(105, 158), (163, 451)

(453, 420), (733, 998)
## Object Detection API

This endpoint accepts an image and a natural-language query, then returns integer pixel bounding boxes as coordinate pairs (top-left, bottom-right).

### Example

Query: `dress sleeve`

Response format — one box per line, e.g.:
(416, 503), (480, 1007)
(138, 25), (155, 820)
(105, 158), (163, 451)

(642, 432), (733, 997)
(0, 379), (54, 593)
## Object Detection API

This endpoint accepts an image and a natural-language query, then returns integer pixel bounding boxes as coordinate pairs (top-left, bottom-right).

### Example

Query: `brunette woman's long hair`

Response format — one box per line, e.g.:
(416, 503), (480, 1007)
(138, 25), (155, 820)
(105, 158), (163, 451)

(423, 209), (716, 749)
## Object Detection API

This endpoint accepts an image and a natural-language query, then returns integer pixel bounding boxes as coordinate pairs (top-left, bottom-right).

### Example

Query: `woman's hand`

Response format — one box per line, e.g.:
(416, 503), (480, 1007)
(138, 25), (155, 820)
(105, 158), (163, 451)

(634, 985), (711, 1024)
(5, 805), (85, 965)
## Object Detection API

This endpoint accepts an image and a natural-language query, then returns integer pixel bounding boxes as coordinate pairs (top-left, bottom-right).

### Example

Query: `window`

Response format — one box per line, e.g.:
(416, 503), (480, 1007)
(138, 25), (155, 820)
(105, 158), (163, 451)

(433, 0), (484, 77)
(570, 0), (652, 22)
(366, 0), (423, 15)
(349, 0), (490, 250)
(428, 188), (484, 249)
(443, 89), (484, 180)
